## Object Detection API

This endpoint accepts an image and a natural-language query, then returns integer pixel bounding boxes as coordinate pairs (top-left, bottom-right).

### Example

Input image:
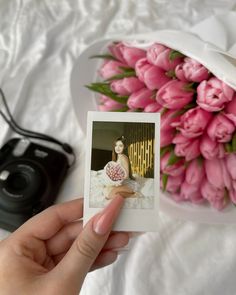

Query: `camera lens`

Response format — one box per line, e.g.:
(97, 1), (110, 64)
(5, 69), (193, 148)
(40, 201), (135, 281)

(6, 172), (29, 193)
(0, 160), (47, 213)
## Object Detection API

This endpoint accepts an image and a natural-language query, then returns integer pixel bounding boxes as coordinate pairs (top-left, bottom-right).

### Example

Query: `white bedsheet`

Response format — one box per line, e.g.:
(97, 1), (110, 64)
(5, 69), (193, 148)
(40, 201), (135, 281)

(90, 170), (154, 209)
(1, 1), (236, 295)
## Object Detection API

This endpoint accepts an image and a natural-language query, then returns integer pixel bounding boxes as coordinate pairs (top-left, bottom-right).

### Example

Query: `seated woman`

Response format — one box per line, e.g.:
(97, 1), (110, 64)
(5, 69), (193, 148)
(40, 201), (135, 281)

(103, 136), (138, 200)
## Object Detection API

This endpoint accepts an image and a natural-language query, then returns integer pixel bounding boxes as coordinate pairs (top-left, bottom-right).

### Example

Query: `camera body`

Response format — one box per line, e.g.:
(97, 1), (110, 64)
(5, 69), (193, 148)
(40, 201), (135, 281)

(0, 138), (69, 232)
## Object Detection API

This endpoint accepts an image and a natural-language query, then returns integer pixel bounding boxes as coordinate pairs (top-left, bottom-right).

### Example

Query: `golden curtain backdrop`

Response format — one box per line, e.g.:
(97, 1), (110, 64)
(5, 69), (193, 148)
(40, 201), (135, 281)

(124, 123), (155, 178)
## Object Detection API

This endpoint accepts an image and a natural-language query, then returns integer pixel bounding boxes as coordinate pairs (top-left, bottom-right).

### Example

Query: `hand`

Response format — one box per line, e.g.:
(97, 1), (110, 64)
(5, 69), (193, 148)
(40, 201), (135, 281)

(0, 195), (129, 295)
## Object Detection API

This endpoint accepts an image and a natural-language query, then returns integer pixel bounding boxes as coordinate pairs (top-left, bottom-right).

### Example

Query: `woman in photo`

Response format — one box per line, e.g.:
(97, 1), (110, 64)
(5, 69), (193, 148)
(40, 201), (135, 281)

(103, 136), (138, 200)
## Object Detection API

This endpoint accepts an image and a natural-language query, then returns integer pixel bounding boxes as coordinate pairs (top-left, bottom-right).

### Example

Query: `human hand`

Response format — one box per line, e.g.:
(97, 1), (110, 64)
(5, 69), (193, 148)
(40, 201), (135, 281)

(0, 195), (128, 295)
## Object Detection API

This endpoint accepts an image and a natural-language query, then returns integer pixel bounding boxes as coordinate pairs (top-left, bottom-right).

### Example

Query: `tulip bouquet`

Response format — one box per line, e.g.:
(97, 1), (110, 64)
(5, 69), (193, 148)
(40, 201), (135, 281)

(103, 161), (126, 186)
(86, 41), (236, 211)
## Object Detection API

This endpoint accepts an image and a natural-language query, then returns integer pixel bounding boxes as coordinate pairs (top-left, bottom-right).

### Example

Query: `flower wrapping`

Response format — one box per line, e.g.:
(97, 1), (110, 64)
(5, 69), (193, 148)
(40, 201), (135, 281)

(87, 39), (236, 211)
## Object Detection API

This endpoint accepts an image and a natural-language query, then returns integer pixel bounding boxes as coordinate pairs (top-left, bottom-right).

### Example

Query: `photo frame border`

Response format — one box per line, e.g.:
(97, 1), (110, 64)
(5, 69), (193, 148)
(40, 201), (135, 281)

(83, 111), (160, 232)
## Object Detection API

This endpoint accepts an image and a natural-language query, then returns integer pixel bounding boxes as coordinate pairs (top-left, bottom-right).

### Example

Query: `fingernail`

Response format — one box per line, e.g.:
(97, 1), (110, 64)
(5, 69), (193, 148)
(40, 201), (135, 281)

(129, 232), (144, 238)
(93, 195), (124, 235)
(117, 249), (129, 256)
(112, 246), (130, 251)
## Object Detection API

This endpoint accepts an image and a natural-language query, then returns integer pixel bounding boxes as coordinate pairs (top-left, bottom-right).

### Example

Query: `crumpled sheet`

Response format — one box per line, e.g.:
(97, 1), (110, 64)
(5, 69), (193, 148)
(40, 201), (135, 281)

(90, 170), (154, 209)
(1, 1), (236, 295)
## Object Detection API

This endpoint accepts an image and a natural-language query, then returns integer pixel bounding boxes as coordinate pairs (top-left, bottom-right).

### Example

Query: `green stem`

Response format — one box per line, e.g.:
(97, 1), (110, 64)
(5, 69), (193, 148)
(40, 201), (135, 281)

(86, 83), (128, 104)
(162, 174), (169, 191)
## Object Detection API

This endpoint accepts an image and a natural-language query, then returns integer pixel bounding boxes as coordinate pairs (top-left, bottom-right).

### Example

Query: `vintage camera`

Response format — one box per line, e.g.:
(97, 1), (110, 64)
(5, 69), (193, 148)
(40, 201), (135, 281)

(0, 138), (69, 232)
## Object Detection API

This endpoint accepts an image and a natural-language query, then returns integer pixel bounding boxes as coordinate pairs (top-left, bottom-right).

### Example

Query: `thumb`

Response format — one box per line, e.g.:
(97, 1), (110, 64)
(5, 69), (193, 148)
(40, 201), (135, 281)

(50, 195), (124, 289)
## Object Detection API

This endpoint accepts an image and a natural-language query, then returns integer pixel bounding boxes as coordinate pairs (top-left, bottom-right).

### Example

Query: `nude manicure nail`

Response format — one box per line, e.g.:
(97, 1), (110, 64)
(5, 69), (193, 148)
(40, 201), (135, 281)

(93, 195), (124, 235)
(112, 246), (130, 252)
(117, 249), (129, 256)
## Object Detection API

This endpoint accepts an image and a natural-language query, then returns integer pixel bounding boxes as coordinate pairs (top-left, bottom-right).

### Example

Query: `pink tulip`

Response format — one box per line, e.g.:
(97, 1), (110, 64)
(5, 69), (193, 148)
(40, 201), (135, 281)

(173, 107), (212, 138)
(232, 180), (236, 191)
(190, 192), (205, 204)
(147, 43), (183, 71)
(99, 60), (128, 79)
(171, 193), (186, 202)
(143, 65), (171, 90)
(173, 133), (200, 161)
(229, 189), (236, 204)
(127, 88), (154, 109)
(200, 133), (225, 160)
(206, 157), (232, 191)
(110, 77), (144, 95)
(180, 182), (204, 204)
(201, 178), (228, 210)
(164, 174), (184, 193)
(144, 102), (162, 112)
(220, 157), (232, 191)
(160, 129), (175, 147)
(204, 159), (224, 189)
(108, 42), (127, 64)
(161, 151), (185, 177)
(207, 113), (235, 143)
(98, 95), (124, 111)
(156, 80), (194, 109)
(225, 153), (236, 180)
(161, 109), (181, 131)
(185, 159), (205, 185)
(197, 77), (234, 112)
(175, 57), (210, 82)
(119, 45), (146, 68)
(135, 58), (153, 82)
(224, 95), (236, 126)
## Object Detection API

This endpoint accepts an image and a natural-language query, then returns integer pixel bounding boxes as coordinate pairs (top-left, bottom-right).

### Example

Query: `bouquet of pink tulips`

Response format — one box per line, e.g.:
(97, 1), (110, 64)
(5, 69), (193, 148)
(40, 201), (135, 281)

(87, 41), (236, 210)
(103, 161), (126, 186)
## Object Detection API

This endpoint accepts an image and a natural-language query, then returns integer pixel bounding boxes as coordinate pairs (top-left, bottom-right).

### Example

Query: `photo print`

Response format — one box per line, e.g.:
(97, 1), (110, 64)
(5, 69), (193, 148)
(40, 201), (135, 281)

(84, 111), (160, 232)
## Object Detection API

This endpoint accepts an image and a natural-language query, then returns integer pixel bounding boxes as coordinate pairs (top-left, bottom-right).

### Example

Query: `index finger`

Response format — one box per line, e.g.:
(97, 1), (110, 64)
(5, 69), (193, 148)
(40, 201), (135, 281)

(15, 198), (84, 240)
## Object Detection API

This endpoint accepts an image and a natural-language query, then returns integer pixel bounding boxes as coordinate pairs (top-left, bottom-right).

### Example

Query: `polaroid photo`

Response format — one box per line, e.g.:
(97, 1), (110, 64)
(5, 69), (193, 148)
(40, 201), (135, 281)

(83, 111), (160, 232)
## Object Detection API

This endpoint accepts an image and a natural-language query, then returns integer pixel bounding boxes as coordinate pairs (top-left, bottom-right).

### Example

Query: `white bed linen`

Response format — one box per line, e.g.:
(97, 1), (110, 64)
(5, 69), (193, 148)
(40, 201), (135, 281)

(90, 170), (154, 209)
(1, 1), (236, 295)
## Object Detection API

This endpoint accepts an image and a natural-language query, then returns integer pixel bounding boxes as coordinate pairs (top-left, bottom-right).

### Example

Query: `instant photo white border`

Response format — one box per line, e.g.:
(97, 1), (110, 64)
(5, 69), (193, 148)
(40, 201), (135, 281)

(83, 111), (160, 232)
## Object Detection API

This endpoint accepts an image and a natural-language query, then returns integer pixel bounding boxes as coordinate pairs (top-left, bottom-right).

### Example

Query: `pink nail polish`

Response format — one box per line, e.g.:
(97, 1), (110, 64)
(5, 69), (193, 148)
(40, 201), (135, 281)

(93, 195), (124, 235)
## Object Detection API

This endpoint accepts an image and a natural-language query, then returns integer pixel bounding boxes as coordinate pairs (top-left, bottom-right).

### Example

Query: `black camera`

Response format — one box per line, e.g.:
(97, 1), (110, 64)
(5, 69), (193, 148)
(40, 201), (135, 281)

(0, 138), (69, 232)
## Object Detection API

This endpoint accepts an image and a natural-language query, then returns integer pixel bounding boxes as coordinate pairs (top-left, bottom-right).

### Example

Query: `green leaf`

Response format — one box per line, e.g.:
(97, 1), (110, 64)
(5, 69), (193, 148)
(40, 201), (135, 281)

(105, 70), (136, 81)
(132, 108), (143, 112)
(85, 83), (128, 104)
(197, 156), (204, 166)
(165, 69), (176, 78)
(171, 102), (197, 118)
(224, 188), (229, 199)
(183, 83), (196, 93)
(112, 41), (120, 45)
(171, 109), (186, 118)
(169, 50), (185, 61)
(232, 133), (236, 151)
(161, 108), (168, 116)
(167, 150), (182, 166)
(160, 145), (173, 158)
(151, 90), (157, 99)
(119, 66), (135, 73)
(162, 174), (169, 191)
(223, 188), (229, 207)
(224, 143), (232, 153)
(90, 54), (118, 61)
(184, 102), (197, 109)
(112, 106), (129, 112)
(184, 161), (190, 168)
